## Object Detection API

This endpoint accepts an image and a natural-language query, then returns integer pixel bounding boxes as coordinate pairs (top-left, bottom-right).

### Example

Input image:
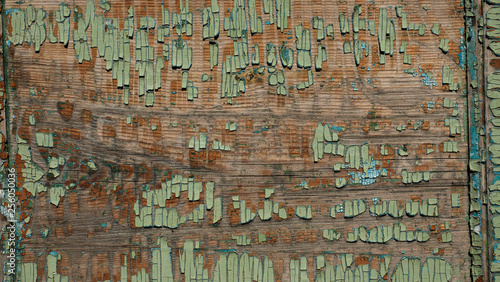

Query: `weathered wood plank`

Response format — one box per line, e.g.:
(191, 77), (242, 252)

(0, 0), (479, 280)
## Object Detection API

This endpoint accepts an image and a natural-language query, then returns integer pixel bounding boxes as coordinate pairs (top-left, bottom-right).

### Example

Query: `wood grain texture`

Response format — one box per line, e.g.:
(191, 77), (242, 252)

(0, 0), (477, 280)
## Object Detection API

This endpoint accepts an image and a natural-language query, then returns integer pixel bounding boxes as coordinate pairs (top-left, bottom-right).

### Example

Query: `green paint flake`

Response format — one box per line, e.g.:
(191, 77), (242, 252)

(326, 24), (334, 38)
(181, 71), (189, 89)
(444, 118), (462, 135)
(264, 188), (274, 199)
(398, 146), (408, 156)
(18, 137), (46, 196)
(369, 200), (387, 216)
(278, 207), (287, 219)
(322, 229), (341, 241)
(421, 257), (452, 281)
(35, 132), (54, 147)
(212, 197), (222, 224)
(431, 23), (440, 35)
(343, 41), (352, 54)
(202, 74), (209, 82)
(439, 38), (449, 53)
(47, 252), (69, 281)
(405, 200), (419, 216)
(339, 13), (350, 35)
(258, 233), (267, 243)
(336, 178), (346, 188)
(388, 200), (404, 218)
(346, 228), (358, 242)
(210, 43), (220, 71)
(151, 237), (174, 281)
(391, 257), (420, 281)
(418, 24), (426, 36)
(316, 255), (325, 270)
(345, 145), (361, 169)
(231, 234), (251, 246)
(419, 198), (439, 216)
(489, 41), (500, 56)
(20, 263), (38, 281)
(451, 193), (460, 208)
(205, 182), (215, 210)
(49, 185), (66, 207)
(295, 205), (312, 219)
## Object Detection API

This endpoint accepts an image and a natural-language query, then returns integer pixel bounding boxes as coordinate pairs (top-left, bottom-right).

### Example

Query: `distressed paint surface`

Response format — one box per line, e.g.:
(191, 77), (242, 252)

(0, 0), (485, 280)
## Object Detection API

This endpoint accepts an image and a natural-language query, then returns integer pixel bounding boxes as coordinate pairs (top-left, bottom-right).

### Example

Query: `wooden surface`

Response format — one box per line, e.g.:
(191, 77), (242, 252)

(0, 0), (482, 280)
